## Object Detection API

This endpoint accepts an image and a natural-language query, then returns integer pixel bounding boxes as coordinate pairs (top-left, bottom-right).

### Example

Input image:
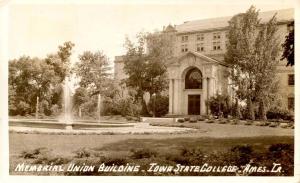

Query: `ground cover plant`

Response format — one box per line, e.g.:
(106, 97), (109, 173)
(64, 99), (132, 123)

(10, 133), (293, 176)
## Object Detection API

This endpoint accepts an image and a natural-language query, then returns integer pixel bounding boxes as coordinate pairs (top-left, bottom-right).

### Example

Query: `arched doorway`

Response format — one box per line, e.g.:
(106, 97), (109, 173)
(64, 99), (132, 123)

(185, 68), (202, 115)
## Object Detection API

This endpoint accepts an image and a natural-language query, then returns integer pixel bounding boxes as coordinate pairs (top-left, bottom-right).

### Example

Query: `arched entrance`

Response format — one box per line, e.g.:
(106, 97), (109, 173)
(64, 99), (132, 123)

(185, 67), (202, 115)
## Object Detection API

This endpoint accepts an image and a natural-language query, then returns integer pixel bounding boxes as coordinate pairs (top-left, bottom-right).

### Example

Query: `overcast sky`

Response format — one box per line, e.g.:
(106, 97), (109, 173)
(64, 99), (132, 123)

(7, 0), (295, 64)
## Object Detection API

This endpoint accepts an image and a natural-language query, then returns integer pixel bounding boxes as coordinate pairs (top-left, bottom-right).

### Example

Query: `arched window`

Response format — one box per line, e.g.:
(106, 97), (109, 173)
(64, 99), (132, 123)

(185, 68), (202, 89)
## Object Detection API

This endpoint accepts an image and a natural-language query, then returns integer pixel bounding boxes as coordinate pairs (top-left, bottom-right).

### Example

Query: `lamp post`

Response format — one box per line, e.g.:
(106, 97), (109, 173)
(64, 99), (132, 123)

(153, 93), (156, 118)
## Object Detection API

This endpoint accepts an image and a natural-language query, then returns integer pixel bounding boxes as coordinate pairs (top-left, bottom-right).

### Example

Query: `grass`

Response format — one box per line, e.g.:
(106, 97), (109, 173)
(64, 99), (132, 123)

(10, 131), (294, 175)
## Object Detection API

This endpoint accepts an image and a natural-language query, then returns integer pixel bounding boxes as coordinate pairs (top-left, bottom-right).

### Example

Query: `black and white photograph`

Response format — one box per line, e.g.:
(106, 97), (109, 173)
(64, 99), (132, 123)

(0, 0), (298, 181)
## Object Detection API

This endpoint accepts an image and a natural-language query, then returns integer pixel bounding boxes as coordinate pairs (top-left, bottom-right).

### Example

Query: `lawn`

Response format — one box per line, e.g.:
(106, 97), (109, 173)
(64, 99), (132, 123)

(9, 132), (294, 176)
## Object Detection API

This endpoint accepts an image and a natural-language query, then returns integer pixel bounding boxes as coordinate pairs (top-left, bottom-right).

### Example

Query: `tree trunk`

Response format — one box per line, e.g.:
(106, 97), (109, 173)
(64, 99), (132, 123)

(258, 100), (267, 121)
(235, 98), (241, 119)
(247, 97), (255, 120)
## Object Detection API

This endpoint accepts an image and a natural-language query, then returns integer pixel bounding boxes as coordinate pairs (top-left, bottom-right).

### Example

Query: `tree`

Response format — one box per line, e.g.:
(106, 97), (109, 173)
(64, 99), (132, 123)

(73, 87), (89, 109)
(123, 31), (171, 115)
(253, 17), (281, 120)
(45, 41), (75, 81)
(8, 41), (75, 116)
(74, 51), (111, 96)
(225, 6), (281, 120)
(123, 32), (170, 99)
(281, 22), (294, 66)
(9, 56), (59, 115)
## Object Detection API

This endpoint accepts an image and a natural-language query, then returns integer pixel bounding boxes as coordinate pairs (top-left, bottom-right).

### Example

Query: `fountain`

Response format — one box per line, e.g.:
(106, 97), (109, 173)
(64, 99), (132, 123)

(62, 77), (73, 130)
(9, 76), (138, 132)
(97, 93), (101, 122)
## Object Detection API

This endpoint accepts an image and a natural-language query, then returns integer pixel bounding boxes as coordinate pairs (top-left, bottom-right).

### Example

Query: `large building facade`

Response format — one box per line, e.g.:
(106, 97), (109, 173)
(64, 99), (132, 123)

(114, 8), (294, 116)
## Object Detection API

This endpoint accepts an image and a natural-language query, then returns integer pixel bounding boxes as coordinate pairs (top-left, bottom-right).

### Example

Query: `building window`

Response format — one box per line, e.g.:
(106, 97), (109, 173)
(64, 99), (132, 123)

(185, 68), (202, 89)
(213, 32), (221, 39)
(181, 35), (188, 42)
(213, 41), (221, 50)
(288, 97), (294, 110)
(196, 34), (204, 41)
(288, 74), (294, 85)
(196, 43), (204, 52)
(181, 44), (188, 52)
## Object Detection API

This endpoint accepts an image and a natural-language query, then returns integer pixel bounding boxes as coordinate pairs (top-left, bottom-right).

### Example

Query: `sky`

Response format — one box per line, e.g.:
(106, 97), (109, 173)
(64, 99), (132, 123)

(7, 0), (295, 65)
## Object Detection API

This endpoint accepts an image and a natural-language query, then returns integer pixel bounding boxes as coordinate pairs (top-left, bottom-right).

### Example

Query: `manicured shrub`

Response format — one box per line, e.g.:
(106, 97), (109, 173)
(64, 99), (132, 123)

(184, 117), (190, 121)
(218, 119), (227, 124)
(148, 95), (169, 117)
(177, 118), (184, 123)
(230, 119), (238, 125)
(189, 117), (197, 123)
(20, 147), (49, 159)
(267, 107), (293, 121)
(115, 97), (142, 117)
(74, 148), (91, 158)
(206, 94), (231, 118)
(197, 116), (205, 121)
(244, 121), (253, 125)
(269, 122), (279, 128)
(227, 145), (253, 166)
(131, 148), (158, 159)
(205, 120), (214, 123)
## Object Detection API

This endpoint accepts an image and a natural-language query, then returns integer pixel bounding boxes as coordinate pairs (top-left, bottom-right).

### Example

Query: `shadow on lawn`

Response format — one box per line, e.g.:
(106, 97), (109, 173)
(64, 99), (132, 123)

(11, 136), (294, 176)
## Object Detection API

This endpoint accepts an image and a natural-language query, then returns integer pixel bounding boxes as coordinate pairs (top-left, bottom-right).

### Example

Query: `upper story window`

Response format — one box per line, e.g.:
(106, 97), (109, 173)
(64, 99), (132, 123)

(196, 43), (204, 52)
(181, 35), (189, 42)
(213, 32), (221, 40)
(288, 74), (294, 85)
(185, 68), (202, 89)
(196, 34), (205, 41)
(213, 41), (221, 50)
(181, 44), (188, 53)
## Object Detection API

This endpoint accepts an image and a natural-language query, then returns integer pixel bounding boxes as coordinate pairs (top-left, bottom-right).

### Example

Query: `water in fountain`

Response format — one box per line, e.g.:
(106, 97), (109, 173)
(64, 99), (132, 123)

(97, 93), (101, 122)
(60, 77), (73, 130)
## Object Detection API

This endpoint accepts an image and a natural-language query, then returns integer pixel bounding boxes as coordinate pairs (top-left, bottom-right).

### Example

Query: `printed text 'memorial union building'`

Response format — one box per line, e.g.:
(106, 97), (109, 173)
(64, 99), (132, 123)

(114, 8), (294, 116)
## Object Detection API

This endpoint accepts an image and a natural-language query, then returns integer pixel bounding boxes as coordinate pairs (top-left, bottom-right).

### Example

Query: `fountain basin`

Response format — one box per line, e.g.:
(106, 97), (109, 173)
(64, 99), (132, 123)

(9, 120), (134, 130)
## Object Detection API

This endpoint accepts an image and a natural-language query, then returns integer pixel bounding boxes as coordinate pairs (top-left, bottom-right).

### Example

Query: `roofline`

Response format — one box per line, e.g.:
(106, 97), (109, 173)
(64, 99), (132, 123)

(176, 20), (294, 35)
(176, 51), (229, 67)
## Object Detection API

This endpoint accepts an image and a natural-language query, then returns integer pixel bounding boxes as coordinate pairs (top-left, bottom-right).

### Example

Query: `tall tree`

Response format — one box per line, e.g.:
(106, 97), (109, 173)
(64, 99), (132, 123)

(123, 31), (171, 100)
(225, 6), (280, 120)
(8, 41), (75, 116)
(74, 51), (111, 96)
(9, 56), (59, 115)
(281, 22), (294, 66)
(253, 16), (281, 120)
(45, 41), (75, 81)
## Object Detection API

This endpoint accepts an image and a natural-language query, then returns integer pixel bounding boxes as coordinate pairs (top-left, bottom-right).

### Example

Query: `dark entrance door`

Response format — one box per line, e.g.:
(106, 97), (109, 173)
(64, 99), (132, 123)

(188, 95), (200, 115)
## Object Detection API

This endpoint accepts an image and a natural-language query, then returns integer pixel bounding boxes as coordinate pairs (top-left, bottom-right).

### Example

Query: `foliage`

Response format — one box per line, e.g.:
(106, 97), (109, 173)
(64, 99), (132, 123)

(130, 148), (158, 159)
(148, 95), (169, 117)
(9, 42), (74, 116)
(115, 97), (142, 117)
(45, 41), (75, 82)
(122, 31), (171, 111)
(73, 87), (90, 109)
(9, 56), (59, 115)
(206, 94), (231, 117)
(74, 51), (111, 96)
(74, 148), (91, 158)
(266, 107), (293, 120)
(281, 22), (294, 66)
(225, 6), (281, 120)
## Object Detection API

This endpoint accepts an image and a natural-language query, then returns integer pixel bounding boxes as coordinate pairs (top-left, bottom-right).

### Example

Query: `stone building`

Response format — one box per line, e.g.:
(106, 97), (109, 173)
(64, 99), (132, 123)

(114, 8), (294, 116)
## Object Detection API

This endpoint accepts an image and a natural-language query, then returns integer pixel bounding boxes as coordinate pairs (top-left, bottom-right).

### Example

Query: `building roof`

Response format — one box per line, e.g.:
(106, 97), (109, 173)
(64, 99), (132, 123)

(168, 51), (229, 67)
(176, 8), (294, 33)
